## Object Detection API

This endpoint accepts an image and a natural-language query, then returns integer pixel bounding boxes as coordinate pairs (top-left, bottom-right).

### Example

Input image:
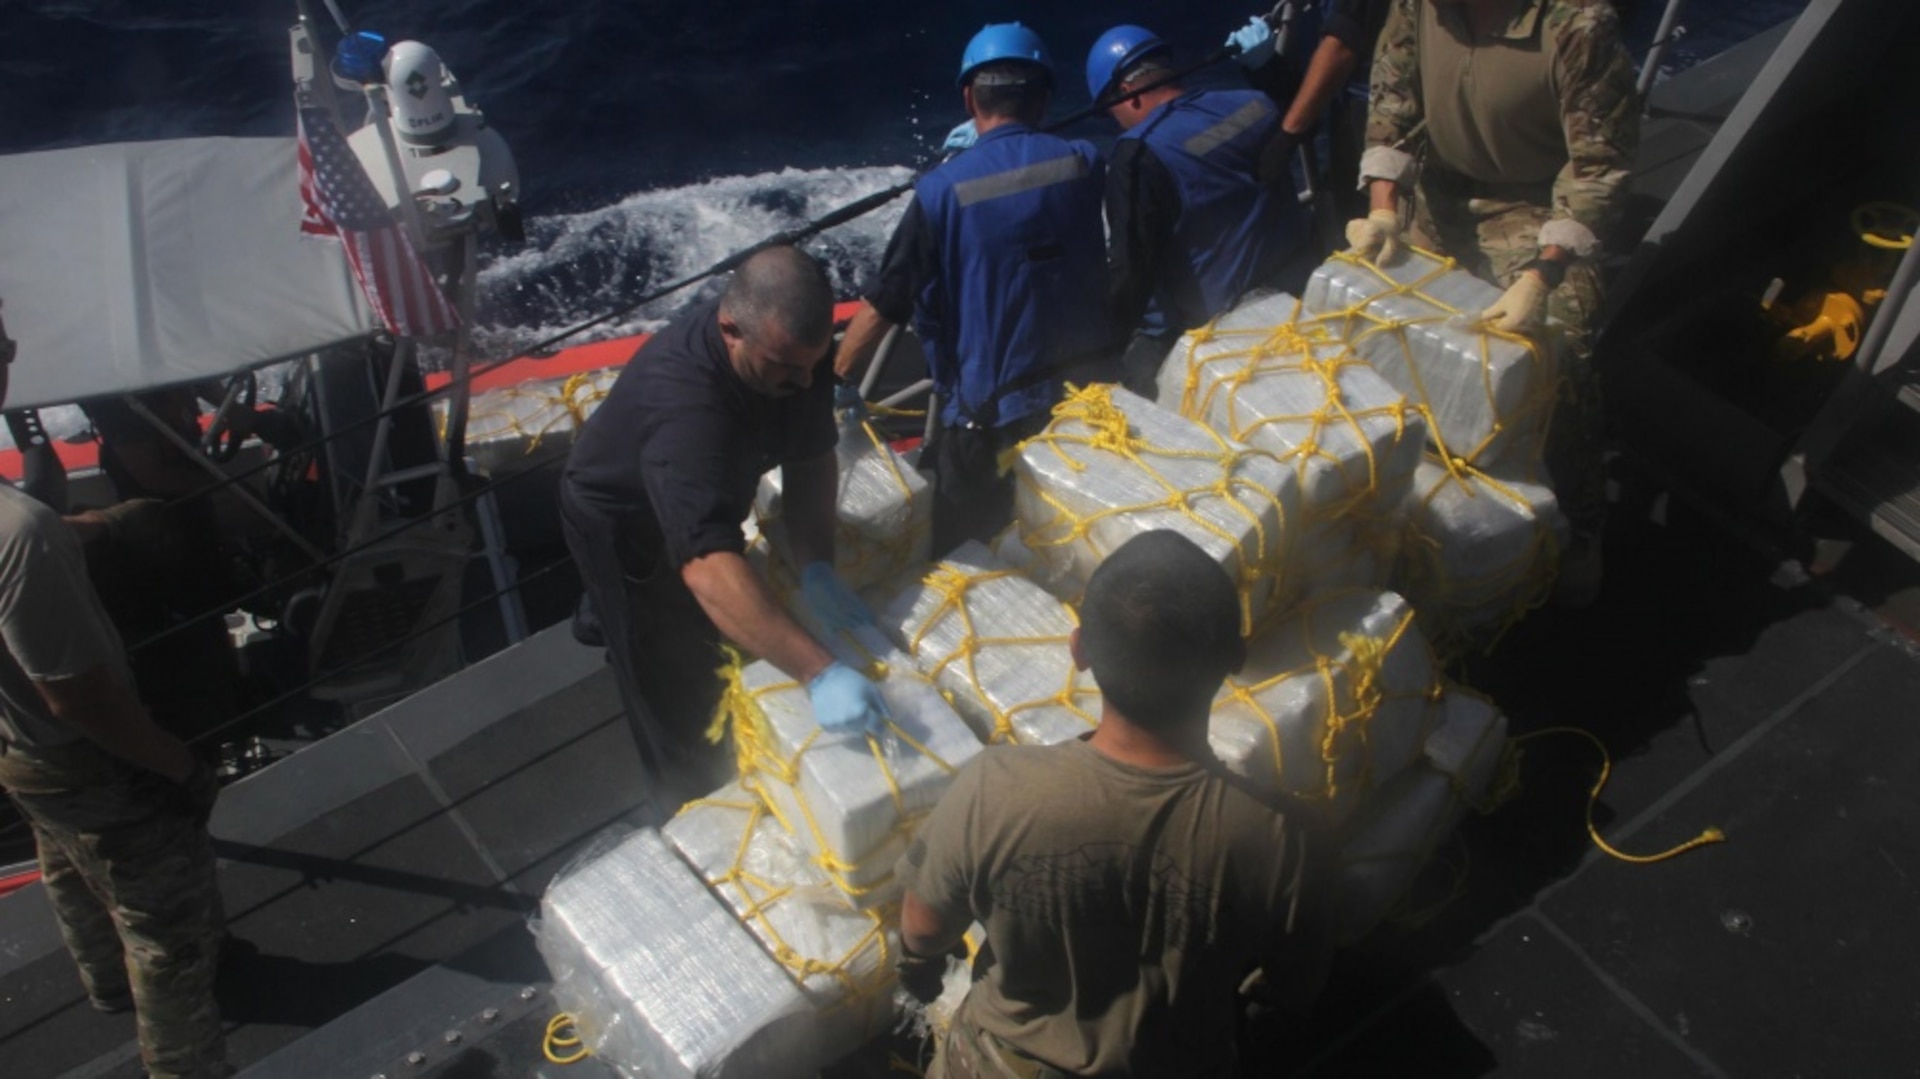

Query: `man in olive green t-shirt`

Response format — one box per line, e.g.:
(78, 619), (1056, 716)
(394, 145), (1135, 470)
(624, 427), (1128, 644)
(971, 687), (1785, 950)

(897, 531), (1331, 1078)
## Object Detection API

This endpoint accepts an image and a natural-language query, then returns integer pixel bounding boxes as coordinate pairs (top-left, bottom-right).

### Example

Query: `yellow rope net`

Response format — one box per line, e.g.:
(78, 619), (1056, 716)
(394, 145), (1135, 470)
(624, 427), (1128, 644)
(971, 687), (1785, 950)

(891, 553), (1101, 746)
(705, 649), (966, 905)
(1211, 589), (1440, 823)
(443, 369), (617, 454)
(1161, 293), (1425, 526)
(1013, 382), (1297, 635)
(1305, 247), (1561, 477)
(755, 417), (931, 591)
(1397, 454), (1563, 658)
(669, 790), (899, 1011)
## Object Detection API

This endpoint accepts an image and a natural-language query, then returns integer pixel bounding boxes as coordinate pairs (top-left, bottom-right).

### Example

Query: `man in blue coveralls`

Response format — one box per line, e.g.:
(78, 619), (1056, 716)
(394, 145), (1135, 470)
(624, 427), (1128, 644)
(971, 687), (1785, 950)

(1090, 16), (1314, 397)
(836, 23), (1113, 556)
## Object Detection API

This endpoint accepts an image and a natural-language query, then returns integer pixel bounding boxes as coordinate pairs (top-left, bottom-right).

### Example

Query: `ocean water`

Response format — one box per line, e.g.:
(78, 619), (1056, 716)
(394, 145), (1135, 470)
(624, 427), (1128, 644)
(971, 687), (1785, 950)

(0, 0), (1809, 354)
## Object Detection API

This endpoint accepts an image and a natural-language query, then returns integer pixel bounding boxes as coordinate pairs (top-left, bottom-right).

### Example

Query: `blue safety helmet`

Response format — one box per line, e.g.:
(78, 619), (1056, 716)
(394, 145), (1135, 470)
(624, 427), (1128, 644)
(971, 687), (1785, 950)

(1085, 24), (1171, 103)
(957, 22), (1053, 88)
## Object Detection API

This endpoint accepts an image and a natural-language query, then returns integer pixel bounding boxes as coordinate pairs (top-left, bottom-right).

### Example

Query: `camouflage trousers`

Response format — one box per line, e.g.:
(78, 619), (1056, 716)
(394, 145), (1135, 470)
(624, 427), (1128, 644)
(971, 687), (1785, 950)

(1411, 176), (1610, 539)
(928, 1019), (1072, 1079)
(0, 739), (231, 1079)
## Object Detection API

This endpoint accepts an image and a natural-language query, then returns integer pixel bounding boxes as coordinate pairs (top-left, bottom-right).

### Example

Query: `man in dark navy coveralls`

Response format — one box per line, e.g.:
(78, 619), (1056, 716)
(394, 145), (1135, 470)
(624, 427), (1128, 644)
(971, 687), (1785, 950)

(560, 247), (888, 809)
(834, 23), (1113, 557)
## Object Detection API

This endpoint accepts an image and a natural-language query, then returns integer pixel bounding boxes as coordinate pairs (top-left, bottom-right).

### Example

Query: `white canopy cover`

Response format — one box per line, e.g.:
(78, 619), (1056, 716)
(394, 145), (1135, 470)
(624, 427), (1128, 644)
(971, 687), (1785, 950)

(0, 136), (377, 411)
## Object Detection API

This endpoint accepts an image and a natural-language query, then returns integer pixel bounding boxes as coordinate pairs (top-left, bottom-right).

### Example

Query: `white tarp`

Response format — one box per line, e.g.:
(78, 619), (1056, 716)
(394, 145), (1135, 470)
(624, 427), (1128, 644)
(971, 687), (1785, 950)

(0, 136), (376, 411)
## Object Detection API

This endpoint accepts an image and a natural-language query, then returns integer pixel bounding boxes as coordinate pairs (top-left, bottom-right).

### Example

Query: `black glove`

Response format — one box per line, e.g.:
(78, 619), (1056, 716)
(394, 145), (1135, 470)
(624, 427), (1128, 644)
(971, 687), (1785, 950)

(898, 942), (964, 1005)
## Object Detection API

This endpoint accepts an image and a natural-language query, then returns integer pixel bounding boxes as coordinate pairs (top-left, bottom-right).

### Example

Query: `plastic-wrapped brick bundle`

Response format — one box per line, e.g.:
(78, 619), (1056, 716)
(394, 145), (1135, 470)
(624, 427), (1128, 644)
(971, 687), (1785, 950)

(757, 417), (932, 591)
(1156, 291), (1425, 525)
(451, 368), (619, 474)
(1397, 457), (1567, 654)
(1331, 686), (1509, 942)
(532, 827), (812, 1079)
(1209, 588), (1438, 826)
(1301, 249), (1557, 473)
(876, 540), (1100, 746)
(719, 657), (982, 907)
(1013, 383), (1300, 632)
(663, 788), (897, 1064)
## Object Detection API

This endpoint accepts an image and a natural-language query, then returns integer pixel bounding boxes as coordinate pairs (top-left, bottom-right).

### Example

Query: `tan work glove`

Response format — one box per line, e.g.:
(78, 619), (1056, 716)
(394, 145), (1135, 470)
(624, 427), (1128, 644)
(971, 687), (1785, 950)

(1344, 209), (1404, 264)
(1480, 270), (1552, 333)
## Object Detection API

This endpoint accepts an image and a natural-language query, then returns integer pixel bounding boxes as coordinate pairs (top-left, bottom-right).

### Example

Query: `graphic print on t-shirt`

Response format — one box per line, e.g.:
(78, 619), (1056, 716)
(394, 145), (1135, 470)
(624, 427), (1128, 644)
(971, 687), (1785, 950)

(992, 842), (1219, 954)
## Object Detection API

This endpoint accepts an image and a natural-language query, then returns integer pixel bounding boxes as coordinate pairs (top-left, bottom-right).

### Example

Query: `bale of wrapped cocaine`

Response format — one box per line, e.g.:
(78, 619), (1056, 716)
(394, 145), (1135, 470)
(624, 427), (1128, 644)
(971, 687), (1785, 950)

(1013, 383), (1300, 632)
(756, 416), (931, 591)
(1209, 588), (1438, 825)
(721, 656), (982, 907)
(877, 540), (1100, 746)
(664, 787), (898, 1064)
(1332, 686), (1509, 942)
(533, 827), (813, 1079)
(451, 367), (620, 474)
(1155, 291), (1426, 524)
(1301, 248), (1557, 473)
(1397, 457), (1567, 652)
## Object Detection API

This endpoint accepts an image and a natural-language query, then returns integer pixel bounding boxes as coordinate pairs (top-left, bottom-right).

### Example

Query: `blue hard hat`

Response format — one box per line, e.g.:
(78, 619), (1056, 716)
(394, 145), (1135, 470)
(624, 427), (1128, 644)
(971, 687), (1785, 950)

(1085, 24), (1170, 103)
(958, 22), (1053, 88)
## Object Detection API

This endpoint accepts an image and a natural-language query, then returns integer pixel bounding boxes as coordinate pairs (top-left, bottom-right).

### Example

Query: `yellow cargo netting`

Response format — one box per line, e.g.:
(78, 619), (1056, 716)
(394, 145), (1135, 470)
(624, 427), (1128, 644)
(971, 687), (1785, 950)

(705, 648), (960, 900)
(1015, 382), (1292, 635)
(1313, 248), (1559, 475)
(677, 791), (898, 1005)
(1166, 299), (1421, 521)
(756, 417), (930, 589)
(902, 564), (1100, 745)
(449, 370), (615, 453)
(1217, 595), (1438, 809)
(1399, 458), (1562, 657)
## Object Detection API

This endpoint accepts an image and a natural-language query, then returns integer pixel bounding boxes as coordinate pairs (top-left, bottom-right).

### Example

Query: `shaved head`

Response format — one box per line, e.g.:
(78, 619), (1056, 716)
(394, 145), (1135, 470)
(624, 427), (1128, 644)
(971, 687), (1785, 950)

(720, 246), (835, 348)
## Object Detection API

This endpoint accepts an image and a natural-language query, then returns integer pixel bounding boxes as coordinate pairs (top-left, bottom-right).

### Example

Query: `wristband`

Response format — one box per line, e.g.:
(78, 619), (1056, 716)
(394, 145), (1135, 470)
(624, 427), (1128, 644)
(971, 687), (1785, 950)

(1522, 256), (1568, 290)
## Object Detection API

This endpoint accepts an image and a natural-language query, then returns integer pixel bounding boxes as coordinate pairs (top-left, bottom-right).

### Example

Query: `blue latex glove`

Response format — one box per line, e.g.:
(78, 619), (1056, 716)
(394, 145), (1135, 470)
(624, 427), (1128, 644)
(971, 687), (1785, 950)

(943, 119), (978, 153)
(807, 662), (891, 737)
(1226, 16), (1275, 69)
(833, 381), (868, 419)
(802, 561), (875, 633)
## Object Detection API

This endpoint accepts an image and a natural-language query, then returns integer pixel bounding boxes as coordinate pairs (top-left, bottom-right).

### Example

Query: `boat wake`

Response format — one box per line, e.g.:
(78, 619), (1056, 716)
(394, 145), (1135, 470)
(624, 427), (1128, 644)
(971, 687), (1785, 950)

(471, 163), (914, 357)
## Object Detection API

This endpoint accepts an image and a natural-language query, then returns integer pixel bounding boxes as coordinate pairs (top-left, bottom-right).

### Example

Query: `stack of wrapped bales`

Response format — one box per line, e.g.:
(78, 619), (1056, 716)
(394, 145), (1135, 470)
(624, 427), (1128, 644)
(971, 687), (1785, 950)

(1331, 686), (1510, 941)
(1011, 383), (1303, 633)
(665, 788), (900, 1055)
(1208, 587), (1439, 826)
(722, 656), (983, 907)
(532, 828), (816, 1079)
(1299, 248), (1568, 648)
(1154, 290), (1427, 594)
(876, 541), (1100, 746)
(451, 368), (620, 475)
(756, 416), (932, 592)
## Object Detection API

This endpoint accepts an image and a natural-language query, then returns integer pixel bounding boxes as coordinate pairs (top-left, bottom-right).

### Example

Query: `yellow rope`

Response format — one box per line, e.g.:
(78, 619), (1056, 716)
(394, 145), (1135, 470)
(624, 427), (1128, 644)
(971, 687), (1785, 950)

(901, 564), (1099, 744)
(707, 651), (960, 898)
(1500, 727), (1728, 864)
(544, 1012), (588, 1065)
(1015, 382), (1292, 635)
(1218, 593), (1434, 807)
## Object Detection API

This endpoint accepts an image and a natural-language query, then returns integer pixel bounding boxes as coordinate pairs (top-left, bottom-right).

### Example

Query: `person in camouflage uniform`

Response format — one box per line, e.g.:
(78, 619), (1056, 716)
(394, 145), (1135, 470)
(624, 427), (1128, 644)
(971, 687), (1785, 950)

(0, 300), (231, 1079)
(1347, 0), (1639, 601)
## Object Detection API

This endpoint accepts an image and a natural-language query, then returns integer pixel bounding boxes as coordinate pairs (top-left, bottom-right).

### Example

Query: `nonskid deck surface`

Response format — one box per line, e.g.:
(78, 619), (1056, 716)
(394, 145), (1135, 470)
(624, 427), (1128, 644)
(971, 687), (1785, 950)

(3, 456), (1918, 1079)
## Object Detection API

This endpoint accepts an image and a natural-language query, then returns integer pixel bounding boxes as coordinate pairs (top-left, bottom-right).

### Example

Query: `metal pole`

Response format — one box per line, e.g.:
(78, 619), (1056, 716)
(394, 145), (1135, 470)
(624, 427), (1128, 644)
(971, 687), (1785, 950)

(859, 325), (899, 400)
(1852, 228), (1920, 377)
(122, 397), (328, 563)
(1637, 0), (1690, 105)
(440, 234), (478, 470)
(359, 82), (434, 248)
(466, 458), (529, 645)
(350, 336), (416, 542)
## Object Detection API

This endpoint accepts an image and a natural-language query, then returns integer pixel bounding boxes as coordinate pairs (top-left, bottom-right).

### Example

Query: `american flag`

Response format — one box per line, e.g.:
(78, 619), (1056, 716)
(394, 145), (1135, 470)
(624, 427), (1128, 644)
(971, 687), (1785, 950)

(298, 107), (460, 337)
